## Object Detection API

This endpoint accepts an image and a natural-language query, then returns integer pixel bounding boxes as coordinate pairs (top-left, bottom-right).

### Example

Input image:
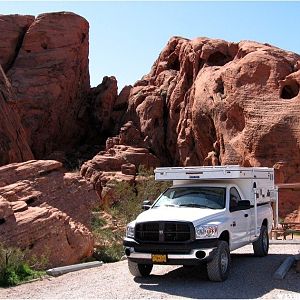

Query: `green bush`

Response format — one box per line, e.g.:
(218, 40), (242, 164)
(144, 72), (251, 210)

(91, 214), (107, 228)
(110, 166), (171, 223)
(0, 243), (45, 287)
(93, 243), (124, 263)
(91, 166), (171, 263)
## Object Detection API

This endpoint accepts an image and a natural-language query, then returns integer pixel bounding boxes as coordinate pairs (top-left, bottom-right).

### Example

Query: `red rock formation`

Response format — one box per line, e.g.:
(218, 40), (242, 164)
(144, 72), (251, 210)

(0, 65), (33, 166)
(89, 76), (118, 135)
(0, 160), (99, 267)
(1, 12), (300, 222)
(86, 77), (132, 145)
(274, 162), (300, 222)
(81, 121), (159, 201)
(111, 85), (132, 135)
(6, 12), (90, 158)
(105, 37), (300, 221)
(123, 38), (300, 168)
(0, 14), (34, 72)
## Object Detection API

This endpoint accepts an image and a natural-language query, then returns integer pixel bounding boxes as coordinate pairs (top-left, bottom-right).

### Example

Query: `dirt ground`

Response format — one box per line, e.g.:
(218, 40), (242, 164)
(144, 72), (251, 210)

(0, 243), (299, 299)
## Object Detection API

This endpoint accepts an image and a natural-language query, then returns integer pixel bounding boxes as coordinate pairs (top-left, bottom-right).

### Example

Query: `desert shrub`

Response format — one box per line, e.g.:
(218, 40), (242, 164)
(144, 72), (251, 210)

(92, 220), (124, 262)
(91, 214), (107, 228)
(93, 243), (124, 263)
(91, 166), (171, 262)
(110, 166), (171, 223)
(0, 243), (46, 287)
(109, 180), (139, 224)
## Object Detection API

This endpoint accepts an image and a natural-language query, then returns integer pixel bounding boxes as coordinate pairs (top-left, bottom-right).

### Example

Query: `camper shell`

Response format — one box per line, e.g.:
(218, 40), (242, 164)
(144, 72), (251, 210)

(155, 165), (279, 231)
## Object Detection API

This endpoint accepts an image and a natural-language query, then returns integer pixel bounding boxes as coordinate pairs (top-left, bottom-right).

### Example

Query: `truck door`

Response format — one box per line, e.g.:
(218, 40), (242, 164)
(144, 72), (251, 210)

(229, 187), (251, 249)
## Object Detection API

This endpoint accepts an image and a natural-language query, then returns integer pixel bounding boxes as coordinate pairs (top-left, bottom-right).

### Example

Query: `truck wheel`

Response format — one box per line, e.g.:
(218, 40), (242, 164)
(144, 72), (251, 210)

(252, 225), (269, 257)
(128, 260), (153, 277)
(207, 241), (231, 282)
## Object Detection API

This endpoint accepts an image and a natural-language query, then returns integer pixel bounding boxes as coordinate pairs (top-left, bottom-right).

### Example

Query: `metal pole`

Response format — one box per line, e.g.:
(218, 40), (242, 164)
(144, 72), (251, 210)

(254, 188), (258, 237)
(275, 187), (279, 228)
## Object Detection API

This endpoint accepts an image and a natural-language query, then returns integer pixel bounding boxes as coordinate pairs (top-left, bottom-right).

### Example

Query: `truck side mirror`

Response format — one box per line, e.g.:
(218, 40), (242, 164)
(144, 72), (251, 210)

(142, 200), (152, 210)
(230, 200), (251, 212)
(238, 200), (251, 209)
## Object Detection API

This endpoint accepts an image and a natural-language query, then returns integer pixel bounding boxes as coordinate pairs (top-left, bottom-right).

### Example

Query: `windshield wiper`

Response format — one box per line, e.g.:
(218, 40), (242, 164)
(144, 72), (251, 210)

(179, 204), (210, 208)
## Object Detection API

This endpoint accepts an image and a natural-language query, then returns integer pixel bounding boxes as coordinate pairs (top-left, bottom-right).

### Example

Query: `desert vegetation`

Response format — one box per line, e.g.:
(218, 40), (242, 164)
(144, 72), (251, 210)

(91, 167), (171, 262)
(0, 243), (46, 287)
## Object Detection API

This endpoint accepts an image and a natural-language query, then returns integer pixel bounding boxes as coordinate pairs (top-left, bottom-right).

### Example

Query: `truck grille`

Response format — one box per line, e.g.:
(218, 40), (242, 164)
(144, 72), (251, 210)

(135, 222), (193, 243)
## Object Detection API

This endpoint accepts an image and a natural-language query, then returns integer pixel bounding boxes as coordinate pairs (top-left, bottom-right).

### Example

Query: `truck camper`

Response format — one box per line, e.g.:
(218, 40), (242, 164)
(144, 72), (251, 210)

(124, 165), (278, 281)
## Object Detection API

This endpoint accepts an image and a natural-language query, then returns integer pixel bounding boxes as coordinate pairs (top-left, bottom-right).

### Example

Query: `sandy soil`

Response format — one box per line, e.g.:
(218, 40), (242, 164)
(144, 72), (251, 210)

(1, 243), (299, 299)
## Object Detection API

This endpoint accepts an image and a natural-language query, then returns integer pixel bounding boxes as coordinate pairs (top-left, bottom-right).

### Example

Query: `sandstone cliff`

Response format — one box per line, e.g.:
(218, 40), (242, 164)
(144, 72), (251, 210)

(82, 37), (300, 221)
(0, 14), (34, 73)
(124, 37), (300, 168)
(0, 65), (33, 166)
(2, 12), (90, 158)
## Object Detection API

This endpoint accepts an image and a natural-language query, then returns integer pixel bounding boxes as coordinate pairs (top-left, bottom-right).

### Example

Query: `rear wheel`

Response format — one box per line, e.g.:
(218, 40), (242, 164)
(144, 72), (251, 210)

(207, 241), (231, 282)
(128, 260), (153, 277)
(252, 225), (269, 256)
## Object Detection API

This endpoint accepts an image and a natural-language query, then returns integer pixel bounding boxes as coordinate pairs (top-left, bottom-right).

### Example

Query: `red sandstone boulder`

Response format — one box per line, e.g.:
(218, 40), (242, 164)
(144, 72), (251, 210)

(0, 65), (33, 166)
(81, 121), (160, 201)
(6, 12), (90, 158)
(0, 196), (14, 219)
(81, 144), (159, 192)
(284, 210), (300, 224)
(0, 160), (99, 267)
(121, 163), (136, 176)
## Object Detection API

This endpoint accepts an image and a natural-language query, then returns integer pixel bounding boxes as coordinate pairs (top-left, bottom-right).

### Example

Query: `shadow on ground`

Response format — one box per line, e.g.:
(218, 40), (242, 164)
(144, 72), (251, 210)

(134, 253), (299, 299)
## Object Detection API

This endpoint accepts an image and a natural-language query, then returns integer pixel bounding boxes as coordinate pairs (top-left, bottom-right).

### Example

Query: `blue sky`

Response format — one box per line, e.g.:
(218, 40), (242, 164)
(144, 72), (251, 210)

(1, 1), (300, 90)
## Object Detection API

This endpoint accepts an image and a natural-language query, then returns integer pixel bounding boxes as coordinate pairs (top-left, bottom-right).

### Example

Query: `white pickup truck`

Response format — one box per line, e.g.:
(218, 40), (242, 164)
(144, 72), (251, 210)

(123, 166), (278, 281)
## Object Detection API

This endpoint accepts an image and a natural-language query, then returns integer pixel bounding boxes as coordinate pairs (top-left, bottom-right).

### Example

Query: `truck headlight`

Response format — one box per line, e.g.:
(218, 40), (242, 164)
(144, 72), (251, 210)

(126, 223), (135, 238)
(195, 224), (218, 239)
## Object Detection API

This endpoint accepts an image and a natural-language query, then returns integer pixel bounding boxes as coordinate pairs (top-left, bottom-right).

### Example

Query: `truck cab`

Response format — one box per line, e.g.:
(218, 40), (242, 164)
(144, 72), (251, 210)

(123, 166), (277, 281)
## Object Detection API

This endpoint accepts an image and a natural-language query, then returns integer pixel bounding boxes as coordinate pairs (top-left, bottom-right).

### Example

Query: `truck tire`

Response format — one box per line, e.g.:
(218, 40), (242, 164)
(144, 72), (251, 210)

(252, 225), (269, 257)
(128, 260), (153, 277)
(207, 241), (231, 282)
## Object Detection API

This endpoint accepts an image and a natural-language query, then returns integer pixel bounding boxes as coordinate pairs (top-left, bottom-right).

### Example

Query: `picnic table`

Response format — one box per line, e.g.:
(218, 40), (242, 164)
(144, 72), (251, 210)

(271, 222), (300, 240)
(280, 222), (300, 240)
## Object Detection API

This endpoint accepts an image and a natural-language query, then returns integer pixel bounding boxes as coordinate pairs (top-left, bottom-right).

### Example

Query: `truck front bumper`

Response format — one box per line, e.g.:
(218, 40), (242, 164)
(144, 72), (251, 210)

(123, 237), (218, 265)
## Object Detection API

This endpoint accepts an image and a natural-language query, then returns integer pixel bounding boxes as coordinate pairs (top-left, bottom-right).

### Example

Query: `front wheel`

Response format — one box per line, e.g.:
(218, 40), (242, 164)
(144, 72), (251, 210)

(207, 241), (231, 282)
(128, 260), (153, 277)
(252, 225), (269, 257)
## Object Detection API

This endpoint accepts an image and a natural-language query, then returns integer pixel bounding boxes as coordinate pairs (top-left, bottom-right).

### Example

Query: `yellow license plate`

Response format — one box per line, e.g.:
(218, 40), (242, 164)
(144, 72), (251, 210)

(151, 254), (167, 263)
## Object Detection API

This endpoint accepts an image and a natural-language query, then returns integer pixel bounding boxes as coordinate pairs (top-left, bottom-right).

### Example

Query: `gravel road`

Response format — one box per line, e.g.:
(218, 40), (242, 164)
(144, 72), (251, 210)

(1, 243), (299, 299)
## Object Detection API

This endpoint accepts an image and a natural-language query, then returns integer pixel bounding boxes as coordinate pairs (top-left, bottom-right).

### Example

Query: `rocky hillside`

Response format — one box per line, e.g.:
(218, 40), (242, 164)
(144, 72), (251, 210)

(0, 12), (299, 266)
(82, 37), (300, 220)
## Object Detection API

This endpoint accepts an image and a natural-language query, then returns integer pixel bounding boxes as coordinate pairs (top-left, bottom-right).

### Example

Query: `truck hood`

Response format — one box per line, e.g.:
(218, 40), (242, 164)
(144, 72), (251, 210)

(135, 207), (225, 225)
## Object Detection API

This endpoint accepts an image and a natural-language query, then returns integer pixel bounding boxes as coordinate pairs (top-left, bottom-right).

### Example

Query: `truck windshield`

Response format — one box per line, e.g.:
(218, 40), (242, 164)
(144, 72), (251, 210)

(154, 187), (226, 209)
